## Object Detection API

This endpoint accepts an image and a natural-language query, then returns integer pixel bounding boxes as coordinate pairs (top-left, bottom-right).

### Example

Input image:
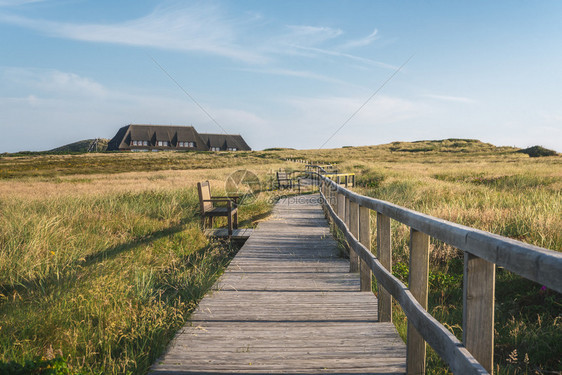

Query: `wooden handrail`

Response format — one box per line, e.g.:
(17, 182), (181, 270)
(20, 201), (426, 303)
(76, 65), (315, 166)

(322, 191), (487, 374)
(321, 176), (562, 293)
(311, 171), (562, 374)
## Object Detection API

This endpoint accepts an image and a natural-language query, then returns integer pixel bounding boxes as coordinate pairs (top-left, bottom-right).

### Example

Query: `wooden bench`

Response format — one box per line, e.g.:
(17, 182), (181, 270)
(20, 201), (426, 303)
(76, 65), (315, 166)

(197, 181), (238, 235)
(276, 171), (300, 192)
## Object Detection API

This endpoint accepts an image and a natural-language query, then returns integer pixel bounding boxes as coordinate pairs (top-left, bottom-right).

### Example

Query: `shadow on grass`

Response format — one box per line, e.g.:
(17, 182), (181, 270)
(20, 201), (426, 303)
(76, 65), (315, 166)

(0, 222), (189, 299)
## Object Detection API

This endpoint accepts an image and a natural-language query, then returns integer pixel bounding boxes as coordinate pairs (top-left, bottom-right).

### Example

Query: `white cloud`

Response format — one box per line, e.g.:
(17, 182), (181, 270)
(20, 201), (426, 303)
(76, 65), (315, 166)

(0, 4), (267, 63)
(0, 67), (268, 152)
(289, 45), (398, 70)
(339, 29), (379, 50)
(284, 25), (343, 45)
(0, 0), (43, 6)
(424, 94), (476, 104)
(3, 67), (107, 97)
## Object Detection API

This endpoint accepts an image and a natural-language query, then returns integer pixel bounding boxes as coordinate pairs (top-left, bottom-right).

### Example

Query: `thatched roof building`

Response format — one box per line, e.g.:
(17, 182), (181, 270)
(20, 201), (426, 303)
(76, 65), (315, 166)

(107, 125), (251, 152)
(199, 133), (251, 152)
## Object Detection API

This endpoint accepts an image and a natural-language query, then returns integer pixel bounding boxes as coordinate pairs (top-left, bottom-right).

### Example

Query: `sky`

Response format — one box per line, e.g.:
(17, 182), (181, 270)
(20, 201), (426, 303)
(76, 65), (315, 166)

(1, 0), (561, 153)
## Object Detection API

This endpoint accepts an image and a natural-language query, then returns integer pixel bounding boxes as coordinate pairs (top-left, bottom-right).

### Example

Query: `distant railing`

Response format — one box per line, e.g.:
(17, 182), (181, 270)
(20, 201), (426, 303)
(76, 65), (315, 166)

(304, 164), (356, 187)
(310, 172), (562, 375)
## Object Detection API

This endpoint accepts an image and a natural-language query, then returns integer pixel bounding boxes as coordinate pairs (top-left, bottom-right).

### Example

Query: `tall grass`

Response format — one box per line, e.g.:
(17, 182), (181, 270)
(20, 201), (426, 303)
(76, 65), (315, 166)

(1, 142), (560, 373)
(0, 164), (274, 373)
(343, 158), (561, 374)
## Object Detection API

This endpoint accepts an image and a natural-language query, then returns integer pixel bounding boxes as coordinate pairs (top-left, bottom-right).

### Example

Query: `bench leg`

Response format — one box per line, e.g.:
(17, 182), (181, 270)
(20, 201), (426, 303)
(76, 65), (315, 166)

(234, 211), (238, 229)
(227, 212), (233, 235)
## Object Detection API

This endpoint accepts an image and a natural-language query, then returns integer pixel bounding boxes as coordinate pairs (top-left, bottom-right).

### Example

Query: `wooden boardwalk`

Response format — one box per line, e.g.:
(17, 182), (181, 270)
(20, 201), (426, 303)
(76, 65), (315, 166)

(204, 228), (254, 240)
(151, 194), (406, 374)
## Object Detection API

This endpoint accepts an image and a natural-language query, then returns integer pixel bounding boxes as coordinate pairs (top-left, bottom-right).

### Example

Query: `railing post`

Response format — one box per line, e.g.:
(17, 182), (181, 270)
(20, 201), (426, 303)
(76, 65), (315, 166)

(359, 206), (372, 291)
(328, 183), (337, 212)
(337, 191), (345, 222)
(376, 213), (392, 322)
(407, 229), (430, 375)
(348, 200), (359, 273)
(463, 253), (496, 374)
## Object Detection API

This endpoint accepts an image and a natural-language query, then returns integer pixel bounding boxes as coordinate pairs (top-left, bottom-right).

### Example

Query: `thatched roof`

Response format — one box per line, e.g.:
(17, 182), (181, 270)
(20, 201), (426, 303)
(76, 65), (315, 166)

(199, 133), (251, 151)
(107, 125), (251, 151)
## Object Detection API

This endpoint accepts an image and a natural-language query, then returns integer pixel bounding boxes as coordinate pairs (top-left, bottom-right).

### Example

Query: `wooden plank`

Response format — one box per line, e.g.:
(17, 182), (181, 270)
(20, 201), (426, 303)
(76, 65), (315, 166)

(321, 199), (488, 374)
(348, 200), (359, 273)
(407, 229), (430, 375)
(323, 177), (562, 294)
(204, 228), (254, 239)
(377, 213), (393, 322)
(359, 205), (372, 292)
(151, 194), (406, 374)
(463, 253), (495, 374)
(337, 191), (345, 220)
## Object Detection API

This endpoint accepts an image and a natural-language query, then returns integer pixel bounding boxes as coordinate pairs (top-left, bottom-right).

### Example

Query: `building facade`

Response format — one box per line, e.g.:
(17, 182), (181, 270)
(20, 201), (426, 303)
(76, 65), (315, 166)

(107, 124), (251, 152)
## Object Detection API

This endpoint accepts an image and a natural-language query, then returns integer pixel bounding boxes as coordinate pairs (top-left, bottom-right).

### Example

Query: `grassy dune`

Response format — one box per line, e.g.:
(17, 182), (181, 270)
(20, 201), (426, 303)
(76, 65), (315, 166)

(1, 142), (560, 374)
(0, 155), (283, 374)
(281, 140), (561, 374)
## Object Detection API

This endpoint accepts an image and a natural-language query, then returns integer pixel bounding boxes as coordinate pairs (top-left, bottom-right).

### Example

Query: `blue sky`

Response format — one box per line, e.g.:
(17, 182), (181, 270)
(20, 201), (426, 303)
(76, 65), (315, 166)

(1, 0), (561, 152)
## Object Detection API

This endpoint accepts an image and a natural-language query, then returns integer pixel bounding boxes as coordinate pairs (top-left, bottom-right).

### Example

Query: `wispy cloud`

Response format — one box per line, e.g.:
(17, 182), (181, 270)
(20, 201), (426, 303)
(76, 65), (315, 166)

(2, 67), (107, 97)
(0, 67), (268, 151)
(236, 67), (353, 86)
(289, 44), (398, 70)
(0, 0), (44, 6)
(424, 94), (476, 104)
(284, 25), (343, 45)
(0, 4), (267, 63)
(339, 29), (379, 50)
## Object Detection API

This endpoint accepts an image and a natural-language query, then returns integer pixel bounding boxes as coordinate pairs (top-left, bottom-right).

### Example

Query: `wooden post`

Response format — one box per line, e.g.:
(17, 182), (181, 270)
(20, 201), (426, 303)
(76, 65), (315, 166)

(359, 206), (372, 291)
(407, 229), (430, 375)
(328, 184), (337, 212)
(463, 253), (495, 374)
(348, 200), (359, 273)
(337, 192), (345, 221)
(376, 213), (392, 322)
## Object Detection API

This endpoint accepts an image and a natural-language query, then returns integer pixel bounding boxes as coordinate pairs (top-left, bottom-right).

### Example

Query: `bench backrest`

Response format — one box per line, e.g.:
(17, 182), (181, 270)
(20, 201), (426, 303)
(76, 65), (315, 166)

(197, 181), (213, 213)
(277, 171), (291, 187)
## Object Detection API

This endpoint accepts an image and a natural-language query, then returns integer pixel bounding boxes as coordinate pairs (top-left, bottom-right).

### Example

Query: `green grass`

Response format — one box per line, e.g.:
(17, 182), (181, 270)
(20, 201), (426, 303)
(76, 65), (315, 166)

(0, 150), (282, 179)
(299, 140), (561, 374)
(1, 141), (560, 374)
(0, 158), (275, 373)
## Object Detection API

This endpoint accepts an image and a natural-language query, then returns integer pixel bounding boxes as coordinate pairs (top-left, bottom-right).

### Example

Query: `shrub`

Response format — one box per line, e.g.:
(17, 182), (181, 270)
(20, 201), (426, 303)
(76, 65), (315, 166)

(518, 146), (558, 157)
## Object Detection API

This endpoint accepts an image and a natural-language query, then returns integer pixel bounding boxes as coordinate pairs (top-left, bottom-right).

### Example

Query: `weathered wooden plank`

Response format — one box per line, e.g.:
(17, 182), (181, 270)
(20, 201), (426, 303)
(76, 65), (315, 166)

(463, 253), (496, 374)
(151, 194), (406, 374)
(377, 212), (393, 322)
(359, 205), (372, 292)
(321, 191), (488, 374)
(349, 200), (360, 273)
(407, 229), (430, 375)
(204, 228), (254, 239)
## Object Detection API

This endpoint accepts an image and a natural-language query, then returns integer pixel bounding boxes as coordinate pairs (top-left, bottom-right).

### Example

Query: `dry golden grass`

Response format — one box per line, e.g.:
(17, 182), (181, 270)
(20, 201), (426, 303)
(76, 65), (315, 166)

(0, 163), (288, 200)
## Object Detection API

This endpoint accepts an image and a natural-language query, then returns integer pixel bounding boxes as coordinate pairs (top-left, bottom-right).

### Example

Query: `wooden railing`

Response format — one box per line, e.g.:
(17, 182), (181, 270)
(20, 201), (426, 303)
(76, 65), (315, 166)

(312, 171), (562, 375)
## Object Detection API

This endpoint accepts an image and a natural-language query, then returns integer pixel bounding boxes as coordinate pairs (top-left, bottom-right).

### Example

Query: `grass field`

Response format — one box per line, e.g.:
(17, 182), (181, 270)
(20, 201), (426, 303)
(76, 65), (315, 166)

(1, 141), (560, 374)
(0, 152), (284, 374)
(281, 139), (561, 374)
